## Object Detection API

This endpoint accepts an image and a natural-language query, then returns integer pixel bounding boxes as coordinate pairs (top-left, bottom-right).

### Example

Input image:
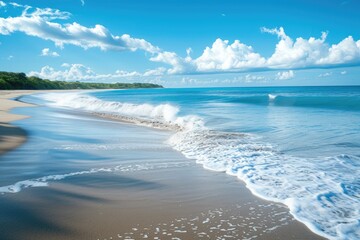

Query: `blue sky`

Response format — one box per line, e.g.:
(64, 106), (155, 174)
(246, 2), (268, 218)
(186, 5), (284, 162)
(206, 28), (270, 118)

(1, 0), (360, 87)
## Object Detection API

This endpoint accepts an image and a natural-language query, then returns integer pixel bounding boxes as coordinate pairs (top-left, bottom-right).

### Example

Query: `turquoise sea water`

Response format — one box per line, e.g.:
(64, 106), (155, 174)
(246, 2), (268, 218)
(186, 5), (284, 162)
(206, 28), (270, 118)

(1, 86), (360, 239)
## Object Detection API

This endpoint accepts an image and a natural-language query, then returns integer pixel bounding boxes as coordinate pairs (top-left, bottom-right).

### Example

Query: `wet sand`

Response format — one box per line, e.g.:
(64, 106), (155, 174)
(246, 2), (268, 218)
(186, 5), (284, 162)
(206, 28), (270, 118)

(0, 90), (36, 155)
(0, 92), (327, 240)
(0, 90), (82, 155)
(1, 158), (326, 240)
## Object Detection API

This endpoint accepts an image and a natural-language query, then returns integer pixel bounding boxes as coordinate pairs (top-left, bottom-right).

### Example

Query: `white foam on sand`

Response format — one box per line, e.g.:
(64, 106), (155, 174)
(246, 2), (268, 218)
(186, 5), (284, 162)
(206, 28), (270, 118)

(0, 162), (191, 194)
(33, 91), (360, 240)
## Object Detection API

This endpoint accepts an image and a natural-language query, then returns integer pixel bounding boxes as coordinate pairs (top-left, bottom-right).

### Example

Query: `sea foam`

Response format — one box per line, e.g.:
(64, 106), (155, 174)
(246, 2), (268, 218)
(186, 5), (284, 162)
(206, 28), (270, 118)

(34, 92), (360, 240)
(268, 94), (277, 101)
(41, 92), (204, 131)
(0, 162), (191, 194)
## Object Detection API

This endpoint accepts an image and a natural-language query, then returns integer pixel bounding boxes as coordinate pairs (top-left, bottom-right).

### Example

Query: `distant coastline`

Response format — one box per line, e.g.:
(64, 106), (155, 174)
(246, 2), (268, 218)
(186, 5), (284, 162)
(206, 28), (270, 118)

(0, 71), (163, 90)
(0, 71), (163, 155)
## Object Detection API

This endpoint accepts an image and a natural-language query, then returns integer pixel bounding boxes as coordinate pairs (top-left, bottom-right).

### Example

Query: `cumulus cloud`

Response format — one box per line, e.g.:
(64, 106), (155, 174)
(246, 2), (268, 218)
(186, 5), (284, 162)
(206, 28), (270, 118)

(143, 67), (167, 76)
(0, 5), (160, 53)
(150, 51), (195, 74)
(41, 48), (60, 57)
(316, 36), (360, 65)
(148, 28), (360, 75)
(0, 1), (6, 7)
(263, 27), (360, 69)
(151, 38), (267, 74)
(28, 64), (141, 81)
(263, 27), (329, 68)
(2, 3), (360, 77)
(276, 70), (295, 80)
(194, 38), (266, 72)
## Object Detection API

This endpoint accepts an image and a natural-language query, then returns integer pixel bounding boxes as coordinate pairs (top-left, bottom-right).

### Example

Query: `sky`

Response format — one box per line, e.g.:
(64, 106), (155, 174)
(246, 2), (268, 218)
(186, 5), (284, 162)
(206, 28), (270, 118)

(0, 0), (360, 87)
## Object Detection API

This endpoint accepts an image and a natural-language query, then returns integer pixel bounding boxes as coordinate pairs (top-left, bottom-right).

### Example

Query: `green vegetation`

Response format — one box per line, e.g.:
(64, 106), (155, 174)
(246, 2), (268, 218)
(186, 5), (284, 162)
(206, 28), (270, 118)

(0, 71), (163, 90)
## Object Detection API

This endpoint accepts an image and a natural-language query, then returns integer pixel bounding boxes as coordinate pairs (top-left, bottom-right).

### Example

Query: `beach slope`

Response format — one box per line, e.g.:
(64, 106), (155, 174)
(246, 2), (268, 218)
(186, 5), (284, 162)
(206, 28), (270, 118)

(0, 91), (35, 154)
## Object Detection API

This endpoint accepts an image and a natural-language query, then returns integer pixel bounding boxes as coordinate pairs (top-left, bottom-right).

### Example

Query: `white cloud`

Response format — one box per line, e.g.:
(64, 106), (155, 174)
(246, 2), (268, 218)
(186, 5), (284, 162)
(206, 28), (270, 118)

(261, 26), (288, 39)
(113, 70), (141, 77)
(194, 38), (266, 72)
(61, 62), (70, 67)
(263, 27), (330, 68)
(22, 7), (72, 21)
(244, 74), (266, 82)
(28, 63), (171, 81)
(8, 2), (24, 8)
(7, 55), (13, 60)
(41, 48), (60, 57)
(80, 0), (85, 6)
(2, 3), (360, 77)
(316, 36), (360, 65)
(150, 51), (194, 74)
(318, 72), (332, 78)
(341, 71), (347, 75)
(28, 64), (142, 81)
(147, 28), (360, 75)
(276, 70), (295, 80)
(181, 77), (198, 85)
(143, 67), (167, 76)
(0, 5), (160, 53)
(0, 1), (6, 7)
(185, 47), (192, 62)
(264, 27), (360, 69)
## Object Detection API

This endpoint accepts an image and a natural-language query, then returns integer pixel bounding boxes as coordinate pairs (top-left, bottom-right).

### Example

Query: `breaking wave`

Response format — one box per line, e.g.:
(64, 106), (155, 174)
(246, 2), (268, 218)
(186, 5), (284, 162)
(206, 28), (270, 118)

(34, 92), (360, 240)
(41, 92), (204, 131)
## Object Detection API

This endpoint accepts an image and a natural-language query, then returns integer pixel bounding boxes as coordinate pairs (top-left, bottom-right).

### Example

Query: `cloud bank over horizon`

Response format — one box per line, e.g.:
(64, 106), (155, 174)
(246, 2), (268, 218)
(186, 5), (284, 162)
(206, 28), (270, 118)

(0, 2), (360, 82)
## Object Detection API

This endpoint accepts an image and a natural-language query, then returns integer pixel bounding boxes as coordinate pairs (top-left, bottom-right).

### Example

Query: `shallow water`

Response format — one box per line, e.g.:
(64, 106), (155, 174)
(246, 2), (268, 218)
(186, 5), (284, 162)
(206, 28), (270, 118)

(0, 94), (323, 240)
(1, 86), (360, 239)
(27, 86), (360, 240)
(0, 102), (178, 189)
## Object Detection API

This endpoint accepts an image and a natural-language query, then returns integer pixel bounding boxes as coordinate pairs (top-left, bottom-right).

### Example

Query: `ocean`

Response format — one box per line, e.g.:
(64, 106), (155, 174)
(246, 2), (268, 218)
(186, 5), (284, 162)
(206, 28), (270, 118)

(1, 86), (360, 239)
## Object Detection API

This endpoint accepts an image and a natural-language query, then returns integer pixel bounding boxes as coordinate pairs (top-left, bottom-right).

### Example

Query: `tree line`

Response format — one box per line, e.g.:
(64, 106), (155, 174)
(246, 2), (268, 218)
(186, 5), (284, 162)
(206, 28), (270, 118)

(0, 71), (163, 90)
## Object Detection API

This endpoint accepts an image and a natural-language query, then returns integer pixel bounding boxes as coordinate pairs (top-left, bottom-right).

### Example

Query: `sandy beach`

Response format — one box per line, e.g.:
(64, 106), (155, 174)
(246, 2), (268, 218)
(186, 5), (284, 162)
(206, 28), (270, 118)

(0, 92), (327, 240)
(2, 0), (359, 239)
(0, 90), (82, 155)
(0, 90), (37, 155)
(2, 160), (326, 240)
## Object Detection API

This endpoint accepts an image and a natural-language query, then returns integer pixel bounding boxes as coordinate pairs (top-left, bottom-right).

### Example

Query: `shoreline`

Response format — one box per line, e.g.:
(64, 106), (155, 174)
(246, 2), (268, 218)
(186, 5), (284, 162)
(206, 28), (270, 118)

(0, 90), (83, 155)
(0, 90), (38, 155)
(0, 90), (327, 239)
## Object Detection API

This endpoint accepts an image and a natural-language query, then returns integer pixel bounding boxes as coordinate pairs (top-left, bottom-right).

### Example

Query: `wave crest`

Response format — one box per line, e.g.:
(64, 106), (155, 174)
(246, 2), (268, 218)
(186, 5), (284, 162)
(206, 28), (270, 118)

(268, 94), (277, 101)
(37, 91), (360, 239)
(41, 92), (204, 131)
